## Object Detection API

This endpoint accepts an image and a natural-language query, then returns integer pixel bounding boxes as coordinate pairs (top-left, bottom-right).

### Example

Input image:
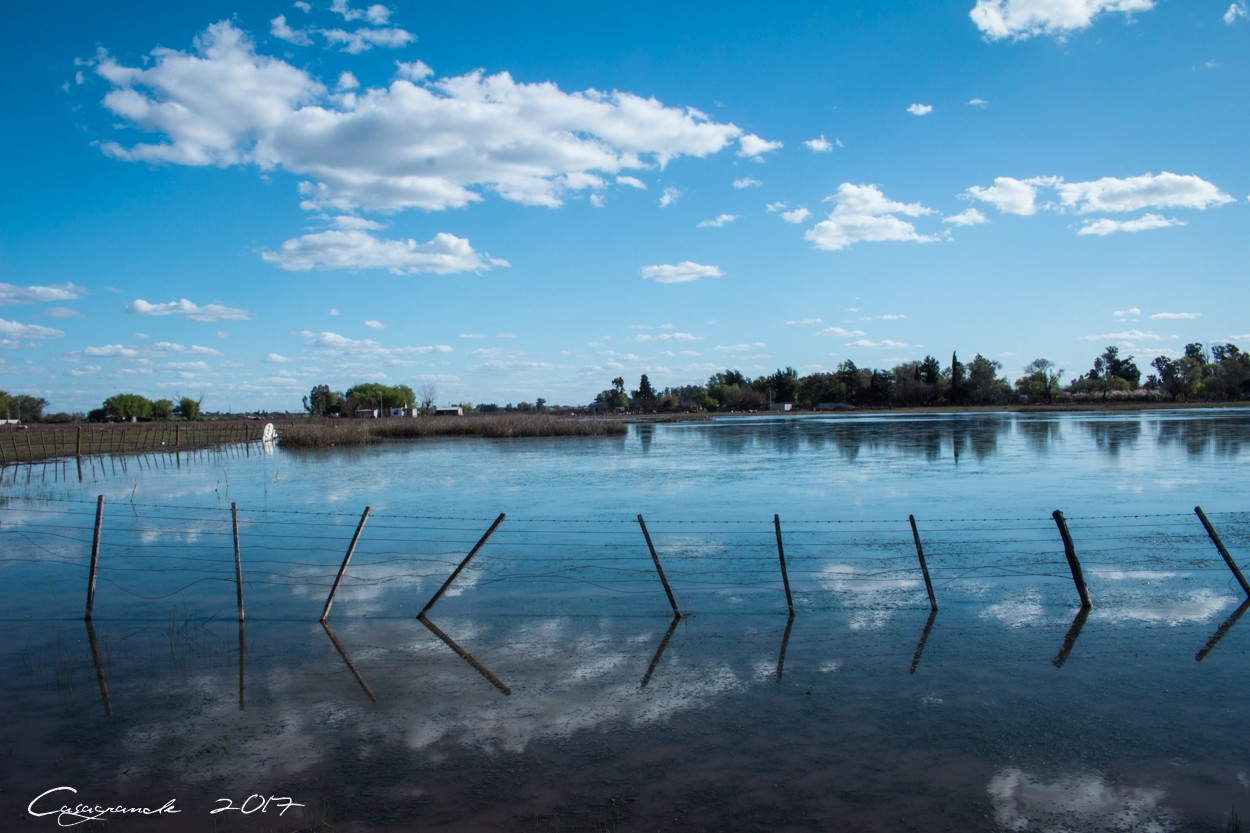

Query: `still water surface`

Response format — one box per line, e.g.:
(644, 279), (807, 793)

(2, 409), (1248, 831)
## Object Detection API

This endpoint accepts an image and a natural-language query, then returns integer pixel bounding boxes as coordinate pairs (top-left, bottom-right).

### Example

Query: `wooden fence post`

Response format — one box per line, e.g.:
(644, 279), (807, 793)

(1194, 506), (1250, 598)
(774, 514), (796, 615)
(322, 507), (372, 621)
(419, 513), (506, 616)
(637, 514), (681, 618)
(1052, 510), (1092, 608)
(909, 514), (938, 611)
(232, 502), (245, 622)
(85, 495), (104, 620)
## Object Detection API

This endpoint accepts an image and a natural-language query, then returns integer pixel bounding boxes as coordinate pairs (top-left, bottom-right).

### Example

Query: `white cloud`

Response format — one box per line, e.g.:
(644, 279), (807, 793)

(0, 318), (64, 340)
(1058, 172), (1233, 213)
(83, 344), (139, 358)
(640, 262), (724, 284)
(394, 60), (434, 81)
(262, 229), (509, 274)
(970, 0), (1156, 41)
(907, 103), (933, 116)
(94, 20), (746, 213)
(329, 308), (341, 316)
(849, 338), (911, 349)
(659, 187), (683, 208)
(786, 318), (822, 326)
(364, 319), (385, 329)
(965, 176), (1046, 215)
(127, 298), (251, 321)
(630, 332), (701, 343)
(805, 183), (939, 251)
(732, 177), (762, 189)
(0, 282), (85, 305)
(968, 97), (989, 107)
(298, 329), (453, 358)
(266, 353), (291, 363)
(819, 326), (867, 337)
(1078, 329), (1163, 341)
(319, 25), (414, 54)
(714, 343), (766, 352)
(738, 133), (783, 158)
(46, 307), (86, 319)
(1113, 307), (1141, 318)
(1225, 2), (1248, 24)
(965, 173), (1230, 231)
(805, 135), (838, 152)
(943, 208), (989, 226)
(781, 208), (811, 224)
(270, 14), (313, 46)
(1151, 312), (1200, 320)
(1077, 214), (1185, 236)
(698, 214), (739, 228)
(616, 175), (647, 190)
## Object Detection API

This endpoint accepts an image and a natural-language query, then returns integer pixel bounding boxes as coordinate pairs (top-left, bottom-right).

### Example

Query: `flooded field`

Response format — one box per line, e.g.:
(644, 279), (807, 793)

(2, 409), (1248, 831)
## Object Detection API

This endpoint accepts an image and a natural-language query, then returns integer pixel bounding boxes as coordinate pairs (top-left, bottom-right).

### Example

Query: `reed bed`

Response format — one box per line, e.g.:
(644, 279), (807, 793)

(275, 413), (626, 448)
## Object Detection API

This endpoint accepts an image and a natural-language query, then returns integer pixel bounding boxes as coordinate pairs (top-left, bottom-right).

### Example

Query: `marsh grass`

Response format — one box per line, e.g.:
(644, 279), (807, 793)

(275, 413), (626, 449)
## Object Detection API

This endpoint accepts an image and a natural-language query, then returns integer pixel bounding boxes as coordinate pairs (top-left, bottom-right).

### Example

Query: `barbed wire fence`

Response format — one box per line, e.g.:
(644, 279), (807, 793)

(3, 496), (1248, 623)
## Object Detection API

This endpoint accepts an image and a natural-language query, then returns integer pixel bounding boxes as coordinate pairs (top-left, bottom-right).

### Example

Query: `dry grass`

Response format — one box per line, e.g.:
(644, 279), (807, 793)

(275, 413), (626, 448)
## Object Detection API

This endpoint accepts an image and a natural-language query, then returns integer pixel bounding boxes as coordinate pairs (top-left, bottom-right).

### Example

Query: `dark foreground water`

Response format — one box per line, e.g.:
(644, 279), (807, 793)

(2, 410), (1248, 831)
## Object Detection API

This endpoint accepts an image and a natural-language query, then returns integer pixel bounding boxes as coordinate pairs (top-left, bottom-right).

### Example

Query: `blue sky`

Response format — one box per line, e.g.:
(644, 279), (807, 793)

(2, 0), (1247, 413)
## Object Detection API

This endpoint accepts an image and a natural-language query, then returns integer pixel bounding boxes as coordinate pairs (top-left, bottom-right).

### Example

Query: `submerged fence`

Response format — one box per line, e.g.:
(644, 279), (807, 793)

(3, 496), (1248, 624)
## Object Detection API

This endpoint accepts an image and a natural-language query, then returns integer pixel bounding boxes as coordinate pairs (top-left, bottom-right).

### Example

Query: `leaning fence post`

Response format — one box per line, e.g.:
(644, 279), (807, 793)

(1194, 506), (1250, 598)
(774, 514), (795, 615)
(909, 514), (938, 611)
(85, 495), (104, 620)
(232, 502), (245, 622)
(1052, 510), (1092, 608)
(419, 513), (506, 617)
(637, 514), (681, 618)
(322, 506), (372, 621)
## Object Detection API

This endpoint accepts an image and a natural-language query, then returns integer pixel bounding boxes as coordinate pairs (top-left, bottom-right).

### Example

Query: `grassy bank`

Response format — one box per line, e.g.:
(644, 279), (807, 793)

(275, 413), (627, 448)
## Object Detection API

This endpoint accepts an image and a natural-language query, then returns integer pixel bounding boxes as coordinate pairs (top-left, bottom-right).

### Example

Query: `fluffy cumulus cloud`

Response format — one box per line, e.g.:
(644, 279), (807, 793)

(262, 228), (509, 274)
(1057, 172), (1234, 213)
(781, 208), (811, 224)
(970, 0), (1157, 41)
(964, 176), (1048, 215)
(1225, 2), (1248, 24)
(698, 214), (739, 228)
(126, 298), (251, 321)
(805, 184), (940, 251)
(90, 20), (756, 214)
(906, 103), (933, 116)
(640, 262), (724, 284)
(965, 172), (1232, 234)
(0, 282), (85, 305)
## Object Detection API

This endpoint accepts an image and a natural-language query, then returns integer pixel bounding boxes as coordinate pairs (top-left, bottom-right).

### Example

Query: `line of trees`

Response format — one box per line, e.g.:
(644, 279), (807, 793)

(0, 390), (49, 422)
(594, 343), (1250, 412)
(85, 394), (203, 422)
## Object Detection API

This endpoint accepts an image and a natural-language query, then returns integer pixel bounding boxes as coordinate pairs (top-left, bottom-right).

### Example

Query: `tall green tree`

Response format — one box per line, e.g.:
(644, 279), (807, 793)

(103, 393), (154, 420)
(304, 384), (342, 416)
(175, 396), (203, 420)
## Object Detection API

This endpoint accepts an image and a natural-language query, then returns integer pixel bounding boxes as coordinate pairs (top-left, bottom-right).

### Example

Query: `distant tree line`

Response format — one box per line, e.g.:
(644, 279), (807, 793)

(592, 343), (1250, 412)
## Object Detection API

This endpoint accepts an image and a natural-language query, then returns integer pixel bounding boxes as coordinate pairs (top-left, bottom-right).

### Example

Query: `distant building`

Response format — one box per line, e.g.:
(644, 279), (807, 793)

(354, 408), (379, 419)
(769, 402), (794, 412)
(390, 406), (419, 417)
(433, 406), (463, 416)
